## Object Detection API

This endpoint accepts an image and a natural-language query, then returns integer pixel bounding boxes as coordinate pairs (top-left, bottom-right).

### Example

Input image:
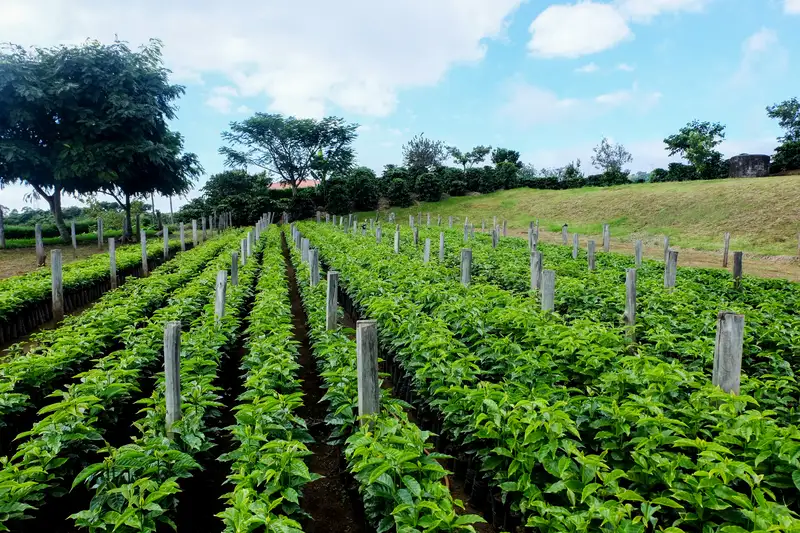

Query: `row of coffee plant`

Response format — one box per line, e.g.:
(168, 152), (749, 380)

(288, 231), (486, 532)
(297, 221), (800, 533)
(0, 230), (246, 528)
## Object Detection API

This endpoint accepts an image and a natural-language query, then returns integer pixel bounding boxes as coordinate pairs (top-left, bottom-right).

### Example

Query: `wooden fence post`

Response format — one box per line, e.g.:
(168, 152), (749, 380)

(310, 249), (320, 286)
(541, 270), (555, 312)
(136, 214), (141, 242)
(214, 270), (227, 324)
(712, 311), (744, 395)
(437, 214), (441, 226)
(530, 250), (542, 291)
(635, 240), (643, 268)
(164, 321), (182, 440)
(97, 218), (103, 249)
(35, 223), (45, 266)
(140, 230), (149, 276)
(624, 268), (636, 341)
(572, 233), (579, 259)
(413, 226), (419, 245)
(561, 224), (568, 245)
(603, 224), (610, 252)
(356, 320), (380, 423)
(109, 238), (117, 289)
(51, 249), (64, 323)
(439, 232), (445, 262)
(663, 236), (670, 262)
(180, 223), (186, 251)
(301, 238), (309, 262)
(326, 271), (339, 331)
(231, 252), (239, 286)
(588, 240), (596, 271)
(394, 227), (400, 254)
(492, 228), (498, 249)
(664, 250), (679, 289)
(423, 238), (431, 263)
(733, 251), (743, 288)
(71, 221), (77, 258)
(376, 224), (382, 243)
(723, 232), (731, 268)
(463, 224), (468, 242)
(240, 239), (247, 266)
(461, 249), (472, 287)
(163, 226), (169, 261)
(503, 220), (507, 237)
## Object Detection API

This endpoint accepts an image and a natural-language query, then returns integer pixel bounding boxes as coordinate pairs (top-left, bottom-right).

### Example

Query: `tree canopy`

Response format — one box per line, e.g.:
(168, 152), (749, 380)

(447, 145), (491, 171)
(663, 120), (726, 178)
(402, 133), (447, 171)
(219, 113), (358, 195)
(767, 98), (800, 173)
(592, 137), (632, 176)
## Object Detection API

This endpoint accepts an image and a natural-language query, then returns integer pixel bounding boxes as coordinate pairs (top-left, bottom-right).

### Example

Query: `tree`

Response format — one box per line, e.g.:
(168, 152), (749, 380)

(663, 120), (726, 178)
(220, 114), (358, 196)
(402, 133), (447, 172)
(591, 137), (632, 177)
(347, 167), (380, 211)
(767, 98), (800, 172)
(415, 172), (442, 202)
(0, 39), (195, 241)
(491, 148), (523, 169)
(447, 145), (491, 171)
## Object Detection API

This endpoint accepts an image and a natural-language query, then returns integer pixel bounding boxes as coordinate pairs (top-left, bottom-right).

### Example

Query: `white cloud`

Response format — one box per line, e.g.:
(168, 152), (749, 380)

(528, 2), (633, 58)
(500, 81), (661, 126)
(235, 105), (253, 114)
(575, 62), (600, 73)
(212, 86), (240, 98)
(617, 63), (635, 71)
(615, 0), (711, 22)
(0, 0), (523, 119)
(787, 0), (800, 13)
(731, 28), (787, 87)
(205, 95), (233, 113)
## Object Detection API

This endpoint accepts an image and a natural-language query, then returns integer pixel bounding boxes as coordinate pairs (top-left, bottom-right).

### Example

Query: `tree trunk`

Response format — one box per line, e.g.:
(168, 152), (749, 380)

(34, 184), (70, 242)
(124, 194), (133, 242)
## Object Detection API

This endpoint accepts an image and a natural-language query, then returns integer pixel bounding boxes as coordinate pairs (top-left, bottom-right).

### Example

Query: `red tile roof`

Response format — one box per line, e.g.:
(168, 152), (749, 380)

(268, 179), (316, 190)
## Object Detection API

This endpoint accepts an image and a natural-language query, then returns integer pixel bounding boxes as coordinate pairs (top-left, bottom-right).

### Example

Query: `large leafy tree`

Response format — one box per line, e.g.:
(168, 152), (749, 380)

(664, 120), (726, 178)
(491, 148), (523, 169)
(447, 145), (491, 171)
(591, 137), (632, 177)
(0, 39), (198, 241)
(766, 98), (800, 172)
(219, 113), (358, 196)
(402, 133), (447, 172)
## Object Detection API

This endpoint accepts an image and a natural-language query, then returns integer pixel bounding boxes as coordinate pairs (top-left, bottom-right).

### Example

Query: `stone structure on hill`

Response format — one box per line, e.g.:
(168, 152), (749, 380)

(728, 154), (770, 178)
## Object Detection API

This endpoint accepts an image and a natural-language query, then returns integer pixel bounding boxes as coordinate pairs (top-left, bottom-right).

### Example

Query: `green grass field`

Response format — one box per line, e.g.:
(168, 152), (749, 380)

(361, 174), (800, 257)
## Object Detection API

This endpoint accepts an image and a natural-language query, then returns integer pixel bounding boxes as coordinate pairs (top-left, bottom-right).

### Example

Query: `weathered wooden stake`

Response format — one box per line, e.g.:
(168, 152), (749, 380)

(35, 223), (45, 266)
(449, 216), (453, 228)
(241, 239), (247, 265)
(71, 221), (77, 257)
(109, 238), (117, 289)
(310, 248), (320, 287)
(164, 321), (182, 439)
(664, 250), (679, 289)
(356, 320), (380, 423)
(427, 213), (431, 226)
(191, 220), (198, 247)
(461, 249), (472, 287)
(663, 236), (670, 262)
(51, 249), (64, 322)
(214, 270), (227, 324)
(624, 268), (636, 340)
(180, 223), (186, 251)
(530, 251), (542, 291)
(492, 228), (498, 249)
(572, 233), (579, 259)
(163, 226), (169, 260)
(376, 225), (382, 243)
(561, 224), (568, 245)
(733, 251), (743, 288)
(140, 231), (149, 276)
(634, 240), (643, 268)
(463, 224), (468, 242)
(326, 271), (339, 330)
(413, 226), (419, 245)
(712, 311), (744, 395)
(503, 220), (507, 237)
(97, 218), (104, 249)
(394, 228), (400, 254)
(439, 232), (445, 262)
(603, 224), (610, 252)
(722, 232), (731, 268)
(588, 240), (596, 271)
(231, 252), (239, 286)
(423, 238), (431, 263)
(541, 270), (555, 312)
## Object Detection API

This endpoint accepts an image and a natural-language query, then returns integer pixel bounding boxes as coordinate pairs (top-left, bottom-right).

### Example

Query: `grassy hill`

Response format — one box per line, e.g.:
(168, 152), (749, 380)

(362, 174), (800, 257)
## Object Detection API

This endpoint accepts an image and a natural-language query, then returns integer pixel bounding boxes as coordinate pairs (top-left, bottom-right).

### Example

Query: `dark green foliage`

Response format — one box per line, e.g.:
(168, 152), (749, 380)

(287, 188), (317, 221)
(664, 120), (726, 179)
(667, 162), (698, 181)
(586, 170), (630, 187)
(387, 178), (413, 207)
(491, 148), (522, 168)
(771, 140), (800, 173)
(415, 172), (442, 202)
(348, 167), (380, 211)
(402, 133), (447, 171)
(464, 168), (482, 192)
(2, 222), (91, 239)
(496, 161), (519, 189)
(650, 168), (669, 182)
(324, 175), (353, 215)
(437, 167), (466, 196)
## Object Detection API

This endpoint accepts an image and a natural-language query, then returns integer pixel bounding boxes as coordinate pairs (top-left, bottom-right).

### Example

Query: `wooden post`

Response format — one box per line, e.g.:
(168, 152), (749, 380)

(140, 230), (149, 276)
(202, 217), (207, 241)
(409, 215), (414, 227)
(635, 240), (643, 268)
(214, 270), (227, 324)
(423, 238), (431, 263)
(712, 311), (744, 395)
(722, 232), (731, 268)
(35, 223), (45, 266)
(503, 220), (507, 237)
(439, 232), (445, 262)
(733, 251), (743, 288)
(561, 224), (568, 245)
(179, 223), (186, 251)
(624, 268), (636, 340)
(70, 221), (77, 257)
(394, 227), (400, 254)
(541, 270), (555, 312)
(164, 321), (182, 440)
(437, 214), (441, 226)
(603, 224), (610, 252)
(0, 206), (4, 249)
(460, 249), (472, 287)
(231, 252), (239, 286)
(530, 251), (542, 291)
(301, 238), (309, 262)
(376, 225), (382, 243)
(572, 233), (579, 259)
(664, 250), (678, 289)
(240, 239), (247, 265)
(109, 238), (117, 289)
(51, 249), (64, 323)
(663, 236), (670, 262)
(163, 226), (169, 260)
(326, 271), (339, 331)
(356, 320), (380, 423)
(492, 228), (498, 249)
(122, 216), (129, 244)
(413, 226), (419, 245)
(310, 248), (320, 287)
(97, 218), (103, 249)
(588, 240), (596, 271)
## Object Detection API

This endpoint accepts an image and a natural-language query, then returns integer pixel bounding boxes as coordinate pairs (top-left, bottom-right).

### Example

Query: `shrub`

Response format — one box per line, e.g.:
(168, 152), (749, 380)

(287, 188), (317, 221)
(415, 172), (442, 202)
(325, 176), (353, 215)
(348, 167), (380, 211)
(464, 168), (482, 192)
(650, 168), (669, 182)
(667, 162), (697, 181)
(387, 178), (413, 207)
(771, 140), (800, 173)
(496, 161), (520, 190)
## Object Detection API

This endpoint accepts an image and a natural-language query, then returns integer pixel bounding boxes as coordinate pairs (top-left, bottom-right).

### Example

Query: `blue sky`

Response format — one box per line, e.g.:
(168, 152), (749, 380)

(1, 0), (799, 212)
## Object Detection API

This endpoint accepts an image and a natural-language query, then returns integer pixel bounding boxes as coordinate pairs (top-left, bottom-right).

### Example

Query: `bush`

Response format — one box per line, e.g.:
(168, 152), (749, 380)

(464, 168), (482, 192)
(478, 166), (504, 193)
(436, 167), (462, 196)
(415, 172), (442, 202)
(348, 167), (380, 211)
(2, 222), (92, 239)
(667, 162), (698, 181)
(496, 162), (519, 189)
(387, 178), (413, 207)
(287, 188), (317, 221)
(650, 168), (669, 182)
(324, 176), (353, 215)
(772, 140), (800, 173)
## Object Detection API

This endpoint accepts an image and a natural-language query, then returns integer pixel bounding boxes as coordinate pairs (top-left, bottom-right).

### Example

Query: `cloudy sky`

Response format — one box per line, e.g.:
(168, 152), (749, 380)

(1, 0), (798, 212)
